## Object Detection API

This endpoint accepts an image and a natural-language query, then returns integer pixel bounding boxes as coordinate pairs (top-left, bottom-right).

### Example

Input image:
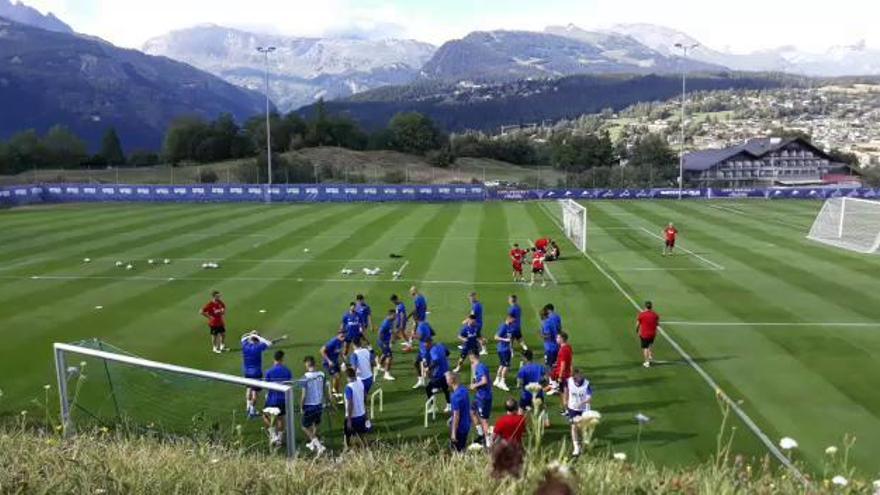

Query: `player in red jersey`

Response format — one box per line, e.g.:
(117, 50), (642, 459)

(534, 237), (551, 254)
(549, 331), (573, 409)
(529, 249), (546, 287)
(662, 223), (678, 256)
(493, 398), (528, 447)
(201, 290), (227, 354)
(636, 301), (659, 368)
(509, 243), (527, 282)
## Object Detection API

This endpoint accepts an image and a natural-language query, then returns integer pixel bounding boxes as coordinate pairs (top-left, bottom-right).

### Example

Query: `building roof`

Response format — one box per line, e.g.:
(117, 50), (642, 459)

(683, 137), (831, 172)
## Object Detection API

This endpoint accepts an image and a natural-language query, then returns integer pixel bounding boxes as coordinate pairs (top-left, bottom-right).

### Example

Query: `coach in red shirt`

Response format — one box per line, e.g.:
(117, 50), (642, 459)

(550, 331), (573, 408)
(201, 290), (227, 354)
(636, 301), (659, 368)
(493, 398), (527, 446)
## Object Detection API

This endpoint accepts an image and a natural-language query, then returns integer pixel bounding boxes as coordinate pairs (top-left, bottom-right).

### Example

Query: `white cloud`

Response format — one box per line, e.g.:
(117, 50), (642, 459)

(20, 0), (880, 52)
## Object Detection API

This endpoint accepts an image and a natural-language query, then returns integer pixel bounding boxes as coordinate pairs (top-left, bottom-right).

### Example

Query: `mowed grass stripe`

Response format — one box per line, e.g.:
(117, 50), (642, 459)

(590, 201), (880, 471)
(526, 202), (763, 462)
(0, 204), (287, 312)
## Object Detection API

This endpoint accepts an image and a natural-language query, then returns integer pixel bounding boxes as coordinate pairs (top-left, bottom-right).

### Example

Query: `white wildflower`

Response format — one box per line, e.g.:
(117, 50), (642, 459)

(825, 446), (838, 455)
(635, 413), (651, 424)
(779, 437), (798, 450)
(613, 452), (627, 461)
(831, 475), (847, 487)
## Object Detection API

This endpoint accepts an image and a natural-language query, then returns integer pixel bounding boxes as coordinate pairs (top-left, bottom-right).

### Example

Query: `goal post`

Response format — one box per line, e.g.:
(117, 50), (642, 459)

(558, 199), (588, 253)
(53, 342), (300, 458)
(807, 197), (880, 254)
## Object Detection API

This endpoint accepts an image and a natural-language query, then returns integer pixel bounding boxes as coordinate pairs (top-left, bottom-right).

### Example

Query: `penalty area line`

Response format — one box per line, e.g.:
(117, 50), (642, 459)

(665, 321), (880, 328)
(537, 201), (806, 483)
(15, 274), (517, 286)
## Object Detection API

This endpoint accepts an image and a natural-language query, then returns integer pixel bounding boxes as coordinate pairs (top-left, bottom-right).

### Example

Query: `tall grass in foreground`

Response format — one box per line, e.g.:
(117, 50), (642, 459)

(1, 427), (877, 494)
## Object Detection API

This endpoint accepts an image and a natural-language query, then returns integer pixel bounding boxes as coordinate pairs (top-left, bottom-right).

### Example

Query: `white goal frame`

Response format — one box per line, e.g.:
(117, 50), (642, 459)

(53, 342), (299, 458)
(558, 199), (588, 253)
(807, 197), (880, 254)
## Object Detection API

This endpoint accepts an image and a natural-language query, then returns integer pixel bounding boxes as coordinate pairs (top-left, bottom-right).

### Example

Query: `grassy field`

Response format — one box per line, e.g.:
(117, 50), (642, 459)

(0, 200), (878, 478)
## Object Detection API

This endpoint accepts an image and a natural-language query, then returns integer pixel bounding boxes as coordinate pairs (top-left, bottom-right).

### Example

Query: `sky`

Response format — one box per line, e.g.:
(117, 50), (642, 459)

(21, 0), (880, 53)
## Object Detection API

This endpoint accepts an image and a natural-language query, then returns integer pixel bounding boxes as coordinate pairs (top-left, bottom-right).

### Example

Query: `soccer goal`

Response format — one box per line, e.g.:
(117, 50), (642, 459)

(53, 340), (300, 457)
(557, 199), (588, 253)
(807, 197), (880, 254)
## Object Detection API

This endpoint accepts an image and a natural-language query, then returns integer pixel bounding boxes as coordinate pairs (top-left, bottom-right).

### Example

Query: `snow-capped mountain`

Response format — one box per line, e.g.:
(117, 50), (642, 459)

(420, 28), (722, 82)
(0, 0), (72, 33)
(143, 25), (436, 112)
(608, 23), (880, 76)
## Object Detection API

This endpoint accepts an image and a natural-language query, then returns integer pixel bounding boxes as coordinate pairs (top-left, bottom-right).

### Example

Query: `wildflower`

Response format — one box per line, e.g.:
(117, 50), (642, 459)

(778, 437), (798, 450)
(95, 489), (107, 494)
(80, 361), (87, 368)
(613, 452), (627, 461)
(20, 410), (27, 416)
(99, 426), (109, 434)
(825, 446), (838, 455)
(635, 413), (651, 424)
(210, 458), (220, 464)
(831, 475), (848, 487)
(43, 384), (51, 390)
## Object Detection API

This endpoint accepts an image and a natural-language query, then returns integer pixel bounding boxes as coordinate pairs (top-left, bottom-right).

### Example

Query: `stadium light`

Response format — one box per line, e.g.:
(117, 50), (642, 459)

(674, 42), (699, 200)
(257, 46), (277, 186)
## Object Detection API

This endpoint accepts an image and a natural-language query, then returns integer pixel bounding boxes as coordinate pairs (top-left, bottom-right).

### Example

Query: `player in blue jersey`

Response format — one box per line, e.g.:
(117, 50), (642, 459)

(545, 303), (563, 334)
(349, 338), (374, 395)
(240, 330), (286, 418)
(405, 286), (428, 351)
(453, 314), (480, 373)
(376, 309), (396, 381)
(340, 302), (363, 357)
(321, 331), (346, 403)
(539, 307), (560, 369)
(468, 350), (493, 448)
(263, 350), (293, 447)
(343, 367), (371, 449)
(354, 294), (374, 333)
(390, 294), (407, 345)
(300, 356), (326, 455)
(493, 315), (515, 391)
(507, 294), (527, 352)
(425, 342), (451, 412)
(516, 350), (547, 411)
(467, 292), (487, 356)
(447, 371), (471, 452)
(411, 319), (434, 388)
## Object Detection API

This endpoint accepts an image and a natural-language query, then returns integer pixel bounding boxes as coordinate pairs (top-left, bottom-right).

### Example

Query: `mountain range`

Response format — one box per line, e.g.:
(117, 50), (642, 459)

(0, 16), (266, 150)
(0, 0), (70, 33)
(143, 25), (436, 114)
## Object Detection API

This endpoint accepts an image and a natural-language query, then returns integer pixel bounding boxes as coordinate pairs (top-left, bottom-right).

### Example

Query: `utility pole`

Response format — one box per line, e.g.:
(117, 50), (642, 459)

(675, 42), (699, 199)
(257, 46), (276, 185)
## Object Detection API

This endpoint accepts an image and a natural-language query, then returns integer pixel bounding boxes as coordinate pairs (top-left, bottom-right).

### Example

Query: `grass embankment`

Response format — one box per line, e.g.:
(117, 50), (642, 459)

(2, 426), (865, 495)
(0, 147), (563, 186)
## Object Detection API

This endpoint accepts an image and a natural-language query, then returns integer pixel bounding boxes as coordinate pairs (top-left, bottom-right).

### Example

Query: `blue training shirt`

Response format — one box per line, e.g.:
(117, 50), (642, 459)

(324, 337), (343, 363)
(471, 301), (483, 329)
(241, 341), (269, 375)
(378, 318), (393, 345)
(265, 363), (293, 404)
(450, 385), (471, 433)
(473, 362), (492, 401)
(496, 323), (512, 353)
(548, 312), (562, 333)
(342, 312), (362, 338)
(355, 302), (371, 328)
(459, 323), (479, 349)
(414, 294), (428, 320)
(429, 343), (449, 380)
(541, 318), (559, 352)
(508, 304), (522, 332)
(394, 302), (407, 328)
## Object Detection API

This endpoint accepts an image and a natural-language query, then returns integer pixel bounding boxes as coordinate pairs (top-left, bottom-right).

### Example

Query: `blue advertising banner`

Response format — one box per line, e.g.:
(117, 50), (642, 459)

(3, 184), (879, 206)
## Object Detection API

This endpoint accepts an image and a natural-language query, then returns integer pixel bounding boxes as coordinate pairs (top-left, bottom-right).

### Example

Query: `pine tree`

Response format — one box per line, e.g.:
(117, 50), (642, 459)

(101, 127), (126, 165)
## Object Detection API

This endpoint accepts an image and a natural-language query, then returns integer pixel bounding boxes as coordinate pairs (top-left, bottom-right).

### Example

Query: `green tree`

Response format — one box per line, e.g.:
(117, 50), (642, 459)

(626, 133), (677, 186)
(101, 127), (126, 165)
(43, 125), (88, 168)
(387, 112), (444, 155)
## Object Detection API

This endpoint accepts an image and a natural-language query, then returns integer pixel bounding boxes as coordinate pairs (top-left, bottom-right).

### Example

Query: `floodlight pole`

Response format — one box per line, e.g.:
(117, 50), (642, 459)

(257, 46), (276, 186)
(675, 42), (698, 200)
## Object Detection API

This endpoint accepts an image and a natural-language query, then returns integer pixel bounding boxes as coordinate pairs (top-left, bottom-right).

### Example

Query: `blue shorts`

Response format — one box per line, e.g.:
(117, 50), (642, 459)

(345, 415), (371, 436)
(302, 405), (323, 428)
(519, 391), (544, 410)
(544, 348), (559, 368)
(323, 360), (340, 376)
(460, 343), (479, 359)
(472, 397), (492, 420)
(345, 332), (362, 344)
(566, 408), (587, 423)
(379, 342), (392, 358)
(498, 349), (512, 368)
(244, 368), (263, 390)
(451, 430), (469, 452)
(361, 376), (374, 394)
(510, 327), (522, 340)
(475, 325), (483, 338)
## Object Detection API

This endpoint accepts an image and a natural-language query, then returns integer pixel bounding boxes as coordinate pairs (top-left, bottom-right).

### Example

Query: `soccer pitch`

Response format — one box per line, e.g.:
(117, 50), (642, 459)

(1, 200), (879, 473)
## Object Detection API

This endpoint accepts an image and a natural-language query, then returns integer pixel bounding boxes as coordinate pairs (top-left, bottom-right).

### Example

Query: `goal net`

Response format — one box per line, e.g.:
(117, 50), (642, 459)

(53, 340), (302, 457)
(557, 199), (588, 253)
(807, 197), (880, 254)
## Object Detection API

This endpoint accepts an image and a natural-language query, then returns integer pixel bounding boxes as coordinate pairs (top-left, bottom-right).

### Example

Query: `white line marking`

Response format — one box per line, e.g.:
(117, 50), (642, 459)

(616, 267), (719, 272)
(11, 274), (512, 286)
(664, 321), (880, 327)
(538, 202), (805, 482)
(706, 204), (809, 230)
(393, 260), (410, 280)
(638, 227), (725, 270)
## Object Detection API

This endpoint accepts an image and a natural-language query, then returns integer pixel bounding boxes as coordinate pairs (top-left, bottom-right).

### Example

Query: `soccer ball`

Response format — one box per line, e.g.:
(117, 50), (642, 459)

(303, 248), (310, 253)
(201, 263), (208, 269)
(148, 259), (155, 265)
(392, 271), (399, 278)
(163, 259), (171, 264)
(83, 258), (91, 263)
(125, 264), (133, 271)
(115, 261), (123, 267)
